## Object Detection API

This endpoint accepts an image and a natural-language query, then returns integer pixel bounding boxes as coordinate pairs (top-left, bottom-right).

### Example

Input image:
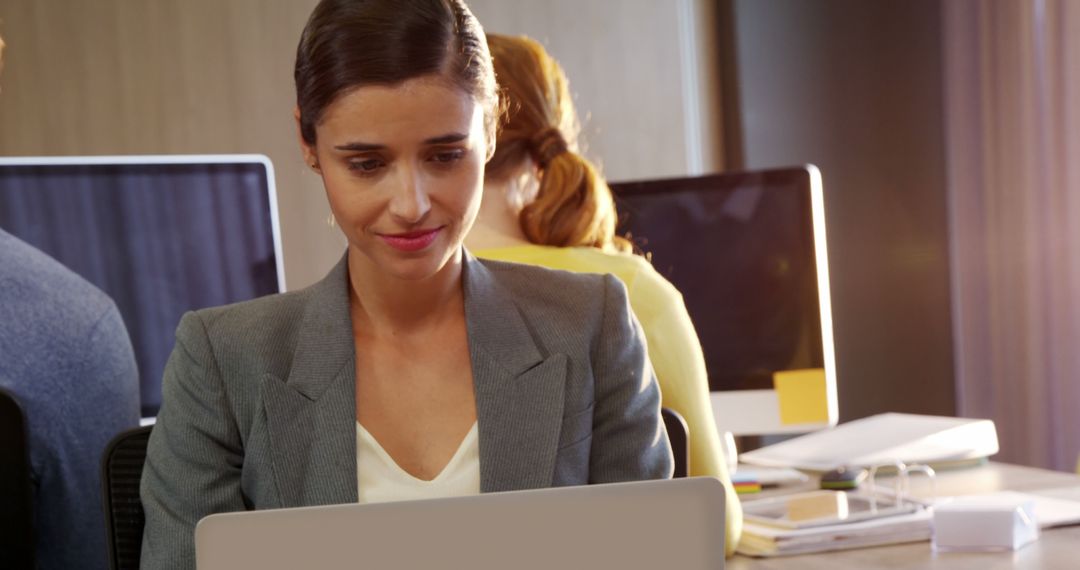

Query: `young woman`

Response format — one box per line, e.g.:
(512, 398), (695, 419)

(139, 1), (671, 566)
(466, 33), (742, 555)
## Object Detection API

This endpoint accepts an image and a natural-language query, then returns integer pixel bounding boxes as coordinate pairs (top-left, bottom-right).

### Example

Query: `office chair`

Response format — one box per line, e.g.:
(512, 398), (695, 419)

(102, 425), (153, 570)
(0, 386), (35, 569)
(661, 407), (689, 478)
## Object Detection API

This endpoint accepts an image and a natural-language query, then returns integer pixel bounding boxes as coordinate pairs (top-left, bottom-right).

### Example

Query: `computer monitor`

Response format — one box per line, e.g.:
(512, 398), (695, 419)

(0, 155), (285, 416)
(610, 165), (837, 435)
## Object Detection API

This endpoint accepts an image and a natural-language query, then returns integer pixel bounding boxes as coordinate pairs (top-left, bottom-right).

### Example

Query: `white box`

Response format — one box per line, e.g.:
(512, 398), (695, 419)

(933, 496), (1039, 552)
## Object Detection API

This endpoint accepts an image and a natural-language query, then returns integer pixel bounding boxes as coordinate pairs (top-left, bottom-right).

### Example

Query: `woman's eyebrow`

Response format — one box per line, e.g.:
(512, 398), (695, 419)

(424, 133), (469, 145)
(334, 141), (383, 151)
(333, 133), (468, 152)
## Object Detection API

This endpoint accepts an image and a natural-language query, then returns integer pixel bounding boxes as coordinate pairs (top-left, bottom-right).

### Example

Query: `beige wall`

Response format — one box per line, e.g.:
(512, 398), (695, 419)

(469, 0), (726, 180)
(0, 0), (334, 289)
(0, 0), (720, 288)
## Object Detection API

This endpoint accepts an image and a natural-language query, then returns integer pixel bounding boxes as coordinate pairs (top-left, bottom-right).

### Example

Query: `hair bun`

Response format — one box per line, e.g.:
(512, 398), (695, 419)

(531, 127), (569, 168)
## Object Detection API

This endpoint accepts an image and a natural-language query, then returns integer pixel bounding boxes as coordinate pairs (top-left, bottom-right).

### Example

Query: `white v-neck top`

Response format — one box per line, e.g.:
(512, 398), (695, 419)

(356, 421), (481, 505)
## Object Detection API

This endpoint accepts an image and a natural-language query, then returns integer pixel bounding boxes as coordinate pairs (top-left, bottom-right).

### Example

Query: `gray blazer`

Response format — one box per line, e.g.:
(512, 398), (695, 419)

(140, 251), (672, 568)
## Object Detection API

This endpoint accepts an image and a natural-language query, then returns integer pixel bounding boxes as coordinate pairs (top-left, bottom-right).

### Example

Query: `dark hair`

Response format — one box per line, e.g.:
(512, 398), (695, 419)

(294, 0), (497, 149)
(486, 34), (630, 253)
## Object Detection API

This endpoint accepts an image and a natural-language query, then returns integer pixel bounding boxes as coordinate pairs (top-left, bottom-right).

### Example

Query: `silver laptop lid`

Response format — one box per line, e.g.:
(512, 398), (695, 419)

(195, 477), (725, 570)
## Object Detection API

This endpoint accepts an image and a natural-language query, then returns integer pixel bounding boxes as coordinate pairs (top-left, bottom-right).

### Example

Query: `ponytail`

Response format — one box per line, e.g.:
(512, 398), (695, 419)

(486, 33), (633, 254)
(520, 140), (631, 253)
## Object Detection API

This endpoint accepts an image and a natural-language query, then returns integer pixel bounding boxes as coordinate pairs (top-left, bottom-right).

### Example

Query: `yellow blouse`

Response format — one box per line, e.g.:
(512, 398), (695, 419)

(474, 244), (743, 555)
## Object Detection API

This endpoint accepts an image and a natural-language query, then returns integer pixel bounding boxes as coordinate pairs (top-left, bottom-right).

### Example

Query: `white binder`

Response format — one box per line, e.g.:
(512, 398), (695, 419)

(739, 413), (999, 472)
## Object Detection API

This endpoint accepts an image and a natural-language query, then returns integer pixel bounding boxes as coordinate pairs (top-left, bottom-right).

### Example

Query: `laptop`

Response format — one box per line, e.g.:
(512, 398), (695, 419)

(195, 477), (726, 569)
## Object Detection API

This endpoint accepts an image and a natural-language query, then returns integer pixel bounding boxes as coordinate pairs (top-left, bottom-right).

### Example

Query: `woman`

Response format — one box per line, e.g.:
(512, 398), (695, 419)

(139, 1), (671, 567)
(466, 34), (743, 554)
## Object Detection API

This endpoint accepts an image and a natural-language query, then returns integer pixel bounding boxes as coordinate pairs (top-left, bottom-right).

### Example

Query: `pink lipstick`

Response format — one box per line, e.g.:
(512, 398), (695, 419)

(379, 227), (442, 252)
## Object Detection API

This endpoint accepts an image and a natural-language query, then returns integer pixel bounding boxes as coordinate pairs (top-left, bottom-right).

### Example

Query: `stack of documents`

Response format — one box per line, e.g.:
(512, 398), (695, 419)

(737, 488), (1080, 556)
(738, 489), (936, 556)
(739, 413), (999, 472)
(738, 508), (933, 557)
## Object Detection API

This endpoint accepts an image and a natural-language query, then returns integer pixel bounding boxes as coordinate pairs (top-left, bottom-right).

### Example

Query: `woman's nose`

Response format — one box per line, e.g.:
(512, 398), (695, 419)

(387, 166), (431, 224)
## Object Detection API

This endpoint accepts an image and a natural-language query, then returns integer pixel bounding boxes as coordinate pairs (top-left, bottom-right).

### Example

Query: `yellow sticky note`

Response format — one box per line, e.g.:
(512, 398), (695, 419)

(774, 368), (828, 425)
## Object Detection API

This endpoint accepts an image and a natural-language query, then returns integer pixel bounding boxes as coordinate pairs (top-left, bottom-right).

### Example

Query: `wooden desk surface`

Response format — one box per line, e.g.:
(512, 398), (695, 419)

(728, 462), (1080, 570)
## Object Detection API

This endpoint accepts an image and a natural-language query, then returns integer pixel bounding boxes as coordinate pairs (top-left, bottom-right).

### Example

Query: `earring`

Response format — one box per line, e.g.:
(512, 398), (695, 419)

(327, 212), (336, 227)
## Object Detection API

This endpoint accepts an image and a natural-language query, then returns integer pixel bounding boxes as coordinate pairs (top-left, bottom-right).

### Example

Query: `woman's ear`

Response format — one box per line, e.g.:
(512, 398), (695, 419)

(508, 157), (541, 211)
(485, 135), (497, 163)
(294, 106), (320, 172)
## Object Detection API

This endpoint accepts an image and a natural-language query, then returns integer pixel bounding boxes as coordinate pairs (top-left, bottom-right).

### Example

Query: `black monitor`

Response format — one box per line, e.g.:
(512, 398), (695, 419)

(610, 166), (837, 435)
(0, 155), (285, 416)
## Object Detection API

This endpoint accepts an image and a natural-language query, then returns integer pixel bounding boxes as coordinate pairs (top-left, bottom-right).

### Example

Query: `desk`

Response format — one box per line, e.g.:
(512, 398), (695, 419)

(728, 463), (1080, 570)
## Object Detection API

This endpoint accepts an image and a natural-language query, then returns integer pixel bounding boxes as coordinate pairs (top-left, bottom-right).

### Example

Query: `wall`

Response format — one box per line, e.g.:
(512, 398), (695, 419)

(0, 0), (721, 288)
(0, 0), (331, 288)
(731, 0), (956, 420)
(468, 0), (727, 180)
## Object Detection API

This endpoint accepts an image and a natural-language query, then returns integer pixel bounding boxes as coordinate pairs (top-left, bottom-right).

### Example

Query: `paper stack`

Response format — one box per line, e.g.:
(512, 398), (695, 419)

(738, 508), (933, 557)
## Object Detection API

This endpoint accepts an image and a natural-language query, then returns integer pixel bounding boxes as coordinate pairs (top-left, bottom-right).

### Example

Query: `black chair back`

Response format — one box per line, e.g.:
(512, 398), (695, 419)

(0, 386), (35, 569)
(102, 425), (153, 570)
(661, 407), (689, 478)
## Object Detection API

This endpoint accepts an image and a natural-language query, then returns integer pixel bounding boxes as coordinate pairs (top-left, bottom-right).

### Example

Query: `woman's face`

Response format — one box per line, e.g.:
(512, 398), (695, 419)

(301, 76), (487, 282)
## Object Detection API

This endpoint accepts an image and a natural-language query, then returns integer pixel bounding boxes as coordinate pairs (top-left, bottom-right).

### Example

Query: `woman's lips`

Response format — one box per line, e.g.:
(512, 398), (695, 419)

(378, 227), (442, 252)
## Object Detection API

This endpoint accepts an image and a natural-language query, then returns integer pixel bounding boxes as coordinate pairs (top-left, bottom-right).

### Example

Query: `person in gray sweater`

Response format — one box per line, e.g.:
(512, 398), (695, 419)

(0, 227), (141, 569)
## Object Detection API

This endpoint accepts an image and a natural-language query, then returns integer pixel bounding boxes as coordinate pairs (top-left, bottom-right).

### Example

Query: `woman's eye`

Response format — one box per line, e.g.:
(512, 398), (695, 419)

(430, 149), (466, 165)
(347, 158), (383, 174)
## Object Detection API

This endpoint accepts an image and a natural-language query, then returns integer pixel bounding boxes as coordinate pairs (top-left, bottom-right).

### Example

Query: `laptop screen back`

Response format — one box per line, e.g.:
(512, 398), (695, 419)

(195, 478), (726, 570)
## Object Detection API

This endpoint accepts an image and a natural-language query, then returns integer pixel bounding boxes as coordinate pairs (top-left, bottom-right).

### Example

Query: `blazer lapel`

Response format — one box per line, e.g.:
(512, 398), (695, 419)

(463, 252), (569, 492)
(263, 254), (358, 508)
(263, 251), (569, 504)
